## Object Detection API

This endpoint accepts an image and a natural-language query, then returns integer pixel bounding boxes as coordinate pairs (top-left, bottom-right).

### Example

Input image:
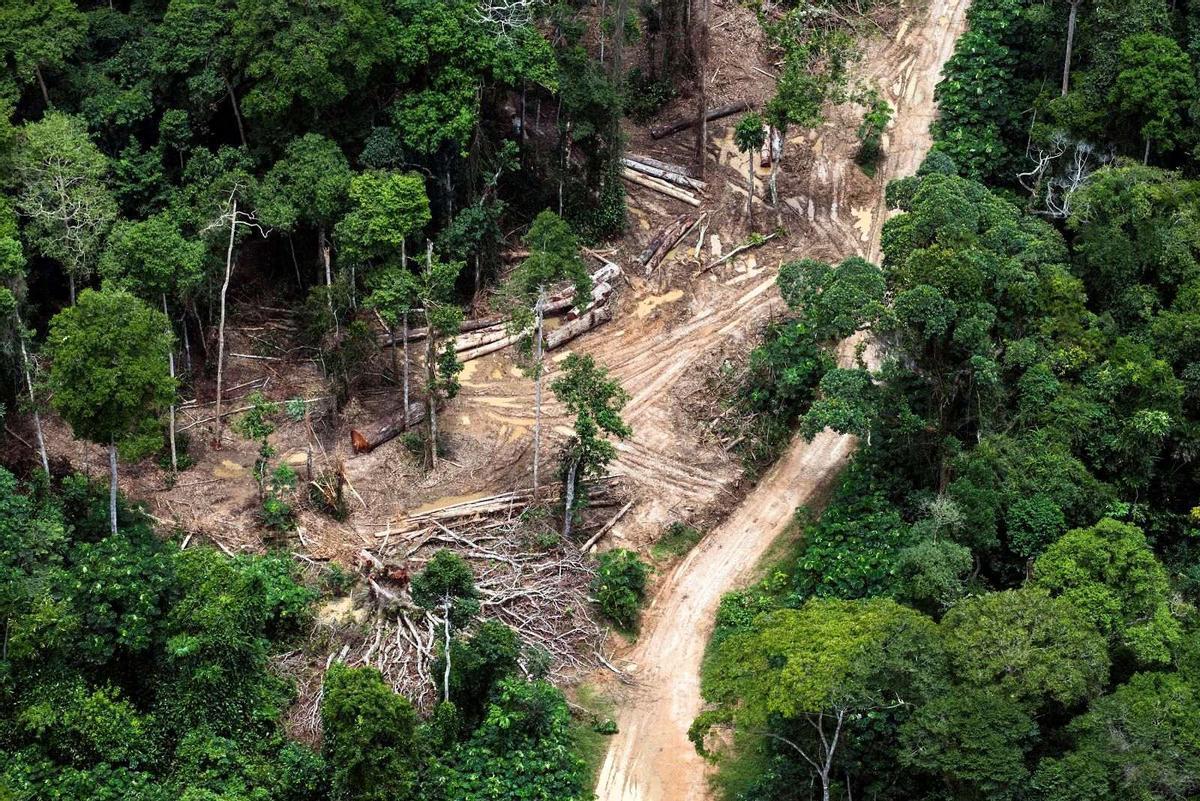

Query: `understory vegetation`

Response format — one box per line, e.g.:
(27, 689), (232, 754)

(700, 2), (1200, 799)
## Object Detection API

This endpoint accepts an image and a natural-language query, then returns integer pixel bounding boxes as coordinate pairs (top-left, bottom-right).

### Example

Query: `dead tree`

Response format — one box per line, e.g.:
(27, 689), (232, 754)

(693, 0), (712, 178)
(204, 188), (267, 447)
(14, 310), (49, 474)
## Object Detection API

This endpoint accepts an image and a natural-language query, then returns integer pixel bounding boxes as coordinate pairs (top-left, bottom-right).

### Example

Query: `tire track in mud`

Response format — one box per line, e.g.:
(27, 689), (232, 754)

(593, 2), (971, 799)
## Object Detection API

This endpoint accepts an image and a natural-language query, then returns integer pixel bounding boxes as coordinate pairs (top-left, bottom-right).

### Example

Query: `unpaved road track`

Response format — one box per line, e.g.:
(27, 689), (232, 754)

(595, 2), (971, 799)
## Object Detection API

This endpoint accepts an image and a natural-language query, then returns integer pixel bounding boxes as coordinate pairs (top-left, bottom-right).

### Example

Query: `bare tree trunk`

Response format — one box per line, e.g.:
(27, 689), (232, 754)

(425, 319), (438, 470)
(108, 442), (119, 535)
(611, 0), (628, 79)
(319, 225), (335, 325)
(768, 127), (782, 205)
(215, 199), (237, 447)
(226, 79), (248, 149)
(68, 273), (76, 305)
(34, 65), (50, 108)
(182, 316), (192, 373)
(402, 311), (410, 426)
(442, 602), (452, 703)
(402, 240), (410, 427)
(287, 234), (302, 288)
(746, 157), (755, 230)
(163, 294), (178, 472)
(15, 312), (49, 475)
(694, 0), (711, 178)
(1061, 0), (1080, 96)
(562, 457), (578, 537)
(1144, 136), (1152, 165)
(532, 291), (545, 491)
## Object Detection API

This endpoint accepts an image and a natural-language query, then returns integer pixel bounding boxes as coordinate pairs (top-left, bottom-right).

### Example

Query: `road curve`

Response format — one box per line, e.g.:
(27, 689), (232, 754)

(594, 2), (973, 798)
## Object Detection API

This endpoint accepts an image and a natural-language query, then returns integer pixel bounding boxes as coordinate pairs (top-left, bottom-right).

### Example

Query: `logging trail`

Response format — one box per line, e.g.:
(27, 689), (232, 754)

(594, 1), (971, 799)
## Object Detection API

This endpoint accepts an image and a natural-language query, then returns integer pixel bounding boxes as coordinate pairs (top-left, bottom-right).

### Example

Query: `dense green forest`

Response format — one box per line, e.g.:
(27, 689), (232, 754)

(699, 1), (1200, 799)
(0, 0), (654, 798)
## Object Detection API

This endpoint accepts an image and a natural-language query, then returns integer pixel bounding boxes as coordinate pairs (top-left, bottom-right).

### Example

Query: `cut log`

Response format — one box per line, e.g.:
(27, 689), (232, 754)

(646, 214), (704, 275)
(381, 315), (501, 347)
(545, 304), (613, 350)
(620, 158), (706, 191)
(626, 153), (700, 179)
(581, 499), (634, 553)
(452, 324), (508, 352)
(650, 101), (751, 140)
(620, 169), (701, 206)
(351, 401), (426, 453)
(457, 331), (524, 363)
(637, 214), (690, 265)
(567, 282), (613, 319)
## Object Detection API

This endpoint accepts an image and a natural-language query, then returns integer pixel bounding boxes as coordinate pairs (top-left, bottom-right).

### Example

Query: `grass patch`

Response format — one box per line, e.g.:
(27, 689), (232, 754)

(651, 522), (704, 561)
(569, 683), (619, 785)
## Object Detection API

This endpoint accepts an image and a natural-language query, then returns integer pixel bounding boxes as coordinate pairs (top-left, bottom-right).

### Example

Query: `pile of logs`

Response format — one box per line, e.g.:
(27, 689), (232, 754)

(621, 154), (705, 207)
(354, 261), (622, 453)
(638, 212), (708, 275)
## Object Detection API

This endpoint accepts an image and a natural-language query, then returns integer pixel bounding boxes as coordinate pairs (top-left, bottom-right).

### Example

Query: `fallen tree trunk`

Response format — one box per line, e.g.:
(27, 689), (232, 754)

(620, 158), (706, 191)
(645, 214), (704, 275)
(545, 304), (613, 350)
(638, 214), (690, 265)
(621, 168), (701, 206)
(381, 315), (501, 347)
(626, 153), (700, 179)
(457, 331), (524, 363)
(650, 101), (751, 140)
(351, 401), (426, 453)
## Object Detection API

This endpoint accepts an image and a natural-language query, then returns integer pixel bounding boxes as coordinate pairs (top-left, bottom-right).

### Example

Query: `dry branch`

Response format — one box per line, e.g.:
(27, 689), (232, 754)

(581, 500), (634, 553)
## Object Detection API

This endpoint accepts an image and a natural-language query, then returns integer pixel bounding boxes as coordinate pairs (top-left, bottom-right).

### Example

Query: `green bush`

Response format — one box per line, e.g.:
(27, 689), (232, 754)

(591, 548), (649, 629)
(652, 522), (703, 560)
(623, 67), (674, 122)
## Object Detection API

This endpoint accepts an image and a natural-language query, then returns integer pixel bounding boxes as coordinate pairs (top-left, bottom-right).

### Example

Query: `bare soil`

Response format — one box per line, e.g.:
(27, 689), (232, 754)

(593, 2), (972, 799)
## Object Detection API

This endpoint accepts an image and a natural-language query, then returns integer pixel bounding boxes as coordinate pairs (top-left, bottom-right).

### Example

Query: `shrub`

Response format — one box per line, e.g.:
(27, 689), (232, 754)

(591, 548), (649, 629)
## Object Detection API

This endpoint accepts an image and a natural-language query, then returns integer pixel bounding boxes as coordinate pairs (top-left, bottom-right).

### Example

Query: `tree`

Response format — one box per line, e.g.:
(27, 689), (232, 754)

(693, 598), (944, 801)
(336, 169), (430, 317)
(258, 134), (353, 291)
(733, 113), (765, 230)
(940, 588), (1109, 709)
(99, 214), (205, 472)
(590, 548), (648, 629)
(413, 244), (463, 469)
(0, 198), (48, 474)
(1033, 672), (1200, 800)
(1110, 33), (1197, 163)
(411, 549), (479, 702)
(13, 113), (118, 303)
(0, 0), (87, 107)
(900, 689), (1039, 801)
(439, 677), (590, 801)
(549, 353), (630, 536)
(501, 210), (591, 491)
(321, 664), (418, 801)
(1061, 0), (1086, 95)
(45, 288), (175, 534)
(1032, 519), (1181, 666)
(437, 620), (520, 729)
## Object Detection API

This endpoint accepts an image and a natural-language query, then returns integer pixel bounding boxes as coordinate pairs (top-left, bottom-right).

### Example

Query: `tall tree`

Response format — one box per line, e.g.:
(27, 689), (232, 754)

(414, 244), (463, 469)
(693, 598), (944, 801)
(45, 288), (175, 533)
(500, 210), (591, 490)
(1110, 33), (1197, 163)
(13, 113), (118, 304)
(99, 214), (205, 472)
(733, 113), (765, 230)
(258, 133), (353, 292)
(550, 353), (630, 537)
(0, 0), (87, 108)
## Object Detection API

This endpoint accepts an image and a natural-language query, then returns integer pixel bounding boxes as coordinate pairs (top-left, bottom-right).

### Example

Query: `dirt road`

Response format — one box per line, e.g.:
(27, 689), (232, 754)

(594, 2), (971, 798)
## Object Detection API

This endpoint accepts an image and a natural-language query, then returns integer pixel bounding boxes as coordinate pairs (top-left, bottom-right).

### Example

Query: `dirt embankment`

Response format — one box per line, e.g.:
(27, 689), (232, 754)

(594, 2), (972, 799)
